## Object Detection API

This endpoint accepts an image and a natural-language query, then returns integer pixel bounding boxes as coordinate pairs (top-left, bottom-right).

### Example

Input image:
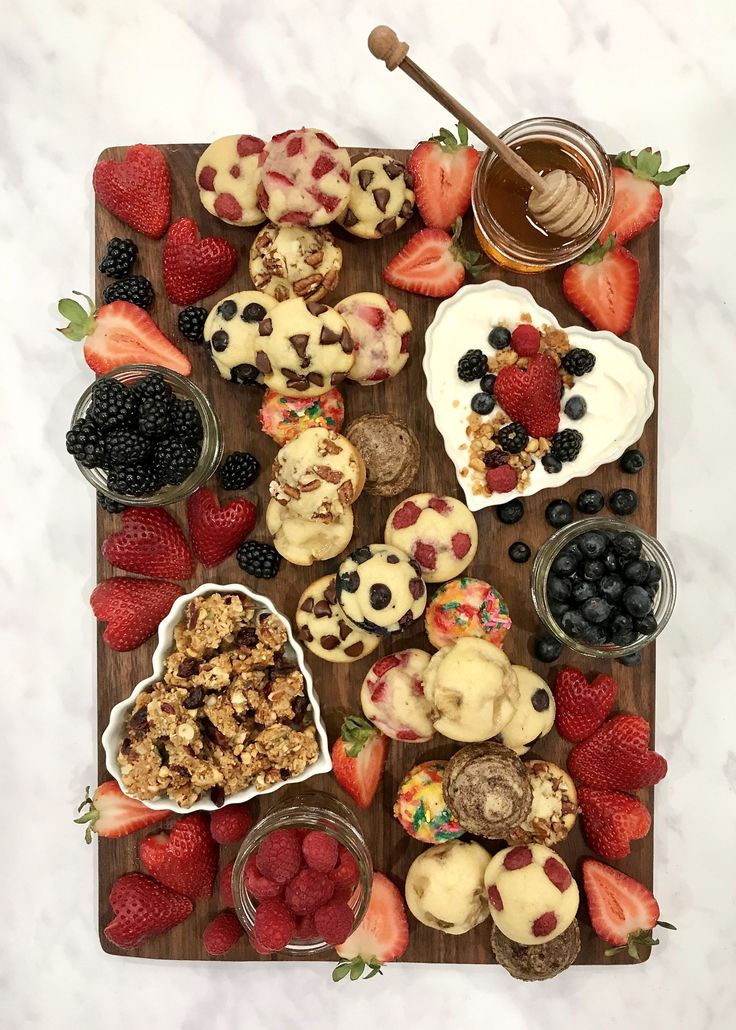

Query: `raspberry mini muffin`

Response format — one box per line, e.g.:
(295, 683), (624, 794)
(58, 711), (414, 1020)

(335, 292), (411, 386)
(336, 544), (427, 636)
(295, 574), (378, 663)
(259, 388), (345, 446)
(337, 153), (415, 239)
(384, 493), (478, 583)
(249, 223), (342, 302)
(204, 291), (279, 385)
(360, 649), (433, 741)
(484, 844), (579, 946)
(269, 427), (365, 524)
(424, 577), (512, 649)
(257, 128), (351, 226)
(492, 665), (555, 755)
(196, 134), (266, 227)
(405, 840), (491, 935)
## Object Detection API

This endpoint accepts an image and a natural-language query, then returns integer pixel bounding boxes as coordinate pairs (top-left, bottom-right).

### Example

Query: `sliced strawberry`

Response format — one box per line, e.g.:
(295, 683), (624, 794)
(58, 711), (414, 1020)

(334, 872), (409, 979)
(578, 787), (651, 860)
(101, 507), (194, 580)
(384, 218), (486, 299)
(494, 353), (561, 438)
(90, 576), (183, 652)
(562, 236), (640, 336)
(139, 812), (218, 900)
(554, 667), (618, 742)
(407, 122), (481, 229)
(162, 217), (238, 306)
(74, 780), (166, 842)
(93, 144), (171, 239)
(567, 713), (668, 791)
(104, 873), (192, 950)
(58, 292), (191, 376)
(331, 715), (389, 809)
(186, 487), (256, 567)
(600, 148), (689, 245)
(582, 859), (675, 959)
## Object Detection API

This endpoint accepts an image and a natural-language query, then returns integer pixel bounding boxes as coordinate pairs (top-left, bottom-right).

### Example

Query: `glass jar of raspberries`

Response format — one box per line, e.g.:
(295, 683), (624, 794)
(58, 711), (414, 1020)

(231, 790), (373, 955)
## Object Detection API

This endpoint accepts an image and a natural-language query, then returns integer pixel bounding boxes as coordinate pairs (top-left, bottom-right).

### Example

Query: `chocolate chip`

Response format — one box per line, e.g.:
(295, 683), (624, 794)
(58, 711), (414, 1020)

(231, 363), (259, 385)
(178, 657), (200, 679)
(369, 583), (391, 609)
(320, 325), (342, 345)
(330, 372), (346, 386)
(353, 547), (372, 563)
(398, 610), (414, 628)
(404, 171), (414, 188)
(337, 620), (352, 641)
(306, 301), (328, 316)
(372, 187), (390, 213)
(255, 350), (272, 374)
(160, 702), (175, 715)
(289, 333), (310, 359)
(324, 581), (337, 605)
(339, 570), (360, 593)
(211, 329), (229, 352)
(307, 371), (324, 386)
(299, 597), (315, 613)
(339, 328), (353, 354)
(409, 559), (423, 576)
(210, 786), (226, 808)
(377, 217), (397, 235)
(532, 688), (551, 712)
(236, 626), (258, 648)
(258, 317), (273, 336)
(344, 641), (364, 658)
(399, 199), (414, 219)
(217, 300), (237, 320)
(298, 625), (313, 643)
(357, 169), (374, 190)
(409, 577), (425, 600)
(342, 209), (358, 228)
(183, 686), (204, 709)
(321, 634), (339, 650)
(386, 554), (400, 564)
(285, 373), (308, 391)
(313, 599), (332, 618)
(384, 161), (404, 180)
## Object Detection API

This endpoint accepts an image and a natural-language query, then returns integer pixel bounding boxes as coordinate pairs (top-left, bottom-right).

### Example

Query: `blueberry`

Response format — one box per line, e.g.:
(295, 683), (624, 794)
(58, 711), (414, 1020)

(623, 559), (649, 585)
(617, 650), (642, 667)
(581, 622), (607, 646)
(549, 600), (571, 620)
(545, 500), (574, 529)
(623, 585), (652, 618)
(564, 396), (587, 420)
(609, 488), (639, 516)
(635, 613), (658, 635)
(471, 391), (495, 415)
(531, 688), (551, 712)
(496, 499), (524, 525)
(620, 448), (645, 474)
(576, 489), (604, 514)
(578, 531), (607, 558)
(645, 582), (659, 599)
(480, 373), (497, 395)
(645, 561), (662, 586)
(552, 552), (577, 577)
(582, 597), (613, 624)
(599, 574), (625, 603)
(542, 454), (563, 474)
(509, 541), (531, 563)
(488, 326), (511, 350)
(534, 633), (563, 662)
(571, 580), (596, 604)
(583, 559), (606, 581)
(561, 609), (589, 638)
(369, 583), (392, 609)
(547, 576), (572, 602)
(612, 531), (642, 559)
(563, 542), (583, 563)
(242, 302), (267, 323)
(217, 299), (238, 320)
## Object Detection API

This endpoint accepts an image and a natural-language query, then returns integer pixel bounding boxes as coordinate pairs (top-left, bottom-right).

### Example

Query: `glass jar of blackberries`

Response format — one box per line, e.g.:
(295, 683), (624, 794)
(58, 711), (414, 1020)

(531, 517), (676, 659)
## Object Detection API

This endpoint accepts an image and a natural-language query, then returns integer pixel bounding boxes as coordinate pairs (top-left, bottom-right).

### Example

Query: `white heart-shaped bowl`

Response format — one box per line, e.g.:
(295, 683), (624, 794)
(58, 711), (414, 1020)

(423, 280), (655, 510)
(101, 582), (332, 814)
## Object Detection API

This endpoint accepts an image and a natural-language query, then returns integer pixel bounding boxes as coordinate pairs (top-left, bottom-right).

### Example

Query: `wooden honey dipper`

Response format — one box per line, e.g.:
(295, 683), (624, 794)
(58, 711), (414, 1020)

(368, 25), (597, 238)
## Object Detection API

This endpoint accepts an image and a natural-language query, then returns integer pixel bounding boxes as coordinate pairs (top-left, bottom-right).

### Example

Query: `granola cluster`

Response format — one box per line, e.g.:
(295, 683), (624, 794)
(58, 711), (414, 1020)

(116, 592), (319, 808)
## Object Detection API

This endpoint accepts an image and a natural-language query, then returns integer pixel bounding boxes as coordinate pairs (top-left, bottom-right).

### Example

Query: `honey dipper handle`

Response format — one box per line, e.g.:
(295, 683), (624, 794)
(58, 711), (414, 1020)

(367, 25), (544, 191)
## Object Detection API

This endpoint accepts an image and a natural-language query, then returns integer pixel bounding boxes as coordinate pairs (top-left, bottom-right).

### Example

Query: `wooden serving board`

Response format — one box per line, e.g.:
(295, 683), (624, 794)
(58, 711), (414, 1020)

(95, 145), (659, 963)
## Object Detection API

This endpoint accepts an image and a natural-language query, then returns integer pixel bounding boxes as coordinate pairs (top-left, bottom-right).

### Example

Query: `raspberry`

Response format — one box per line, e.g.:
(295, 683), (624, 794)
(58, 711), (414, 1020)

(237, 135), (264, 157)
(219, 859), (235, 908)
(503, 846), (533, 870)
(329, 846), (359, 889)
(511, 323), (541, 356)
(255, 829), (302, 884)
(451, 532), (471, 558)
(543, 857), (572, 892)
(391, 501), (421, 529)
(285, 868), (335, 915)
(314, 900), (353, 946)
(532, 911), (558, 938)
(413, 541), (437, 571)
(488, 885), (503, 910)
(293, 913), (317, 940)
(302, 831), (339, 873)
(244, 854), (283, 901)
(253, 899), (295, 952)
(485, 464), (518, 494)
(210, 802), (253, 844)
(203, 911), (243, 956)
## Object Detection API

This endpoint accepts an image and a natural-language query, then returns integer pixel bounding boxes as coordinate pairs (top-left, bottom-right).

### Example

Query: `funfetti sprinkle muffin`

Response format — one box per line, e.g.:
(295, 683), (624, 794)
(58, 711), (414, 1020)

(425, 577), (512, 650)
(394, 760), (463, 843)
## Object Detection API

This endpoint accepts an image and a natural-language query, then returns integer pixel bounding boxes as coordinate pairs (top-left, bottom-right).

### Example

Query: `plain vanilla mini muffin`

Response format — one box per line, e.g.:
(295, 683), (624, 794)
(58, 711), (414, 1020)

(405, 840), (491, 934)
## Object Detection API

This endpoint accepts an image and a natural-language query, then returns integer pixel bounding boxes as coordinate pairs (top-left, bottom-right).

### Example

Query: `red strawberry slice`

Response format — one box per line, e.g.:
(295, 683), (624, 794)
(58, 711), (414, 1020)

(383, 218), (486, 299)
(331, 715), (389, 809)
(58, 293), (191, 376)
(578, 787), (651, 860)
(494, 353), (561, 438)
(237, 135), (265, 158)
(312, 154), (336, 178)
(104, 873), (193, 950)
(90, 576), (183, 651)
(562, 236), (640, 336)
(139, 812), (218, 899)
(162, 217), (238, 306)
(334, 872), (409, 977)
(582, 859), (674, 959)
(357, 304), (386, 331)
(74, 780), (167, 842)
(102, 507), (194, 580)
(407, 123), (481, 229)
(186, 487), (256, 567)
(567, 713), (668, 791)
(554, 667), (618, 742)
(600, 148), (689, 245)
(93, 144), (171, 239)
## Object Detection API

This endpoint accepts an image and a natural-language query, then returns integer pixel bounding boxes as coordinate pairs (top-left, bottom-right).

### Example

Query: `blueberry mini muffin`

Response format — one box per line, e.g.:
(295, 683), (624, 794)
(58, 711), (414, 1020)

(203, 290), (279, 385)
(335, 544), (427, 636)
(492, 665), (555, 755)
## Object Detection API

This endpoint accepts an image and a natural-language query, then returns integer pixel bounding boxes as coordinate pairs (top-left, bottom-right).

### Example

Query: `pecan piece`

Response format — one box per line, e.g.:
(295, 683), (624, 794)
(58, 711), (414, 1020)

(314, 464), (343, 485)
(293, 274), (322, 297)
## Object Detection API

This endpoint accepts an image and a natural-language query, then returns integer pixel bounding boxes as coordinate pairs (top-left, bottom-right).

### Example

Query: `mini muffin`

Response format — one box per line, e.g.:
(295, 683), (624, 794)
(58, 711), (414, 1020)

(484, 844), (579, 946)
(204, 290), (279, 385)
(266, 500), (354, 567)
(335, 544), (427, 636)
(405, 840), (491, 935)
(257, 127), (351, 226)
(259, 388), (345, 446)
(443, 741), (532, 839)
(335, 292), (411, 386)
(394, 760), (463, 843)
(295, 574), (378, 664)
(337, 153), (415, 239)
(249, 223), (342, 302)
(492, 665), (555, 755)
(360, 649), (433, 742)
(345, 414), (420, 497)
(384, 493), (478, 583)
(491, 919), (581, 981)
(424, 578), (512, 650)
(506, 760), (578, 847)
(196, 134), (266, 227)
(269, 427), (365, 524)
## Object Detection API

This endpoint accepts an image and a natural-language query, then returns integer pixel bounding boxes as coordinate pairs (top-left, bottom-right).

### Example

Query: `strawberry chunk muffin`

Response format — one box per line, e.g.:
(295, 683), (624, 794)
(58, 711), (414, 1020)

(484, 844), (579, 946)
(196, 134), (266, 227)
(384, 493), (478, 583)
(335, 292), (411, 386)
(257, 128), (351, 226)
(360, 649), (433, 741)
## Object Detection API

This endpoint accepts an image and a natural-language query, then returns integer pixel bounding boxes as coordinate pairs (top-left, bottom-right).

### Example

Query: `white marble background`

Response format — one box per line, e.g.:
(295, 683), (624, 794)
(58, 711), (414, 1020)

(2, 0), (735, 1027)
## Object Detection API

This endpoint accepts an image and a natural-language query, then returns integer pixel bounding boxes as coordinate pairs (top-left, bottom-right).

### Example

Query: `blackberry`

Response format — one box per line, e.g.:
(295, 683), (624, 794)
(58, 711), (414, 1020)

(104, 429), (151, 467)
(620, 448), (645, 475)
(106, 464), (161, 497)
(496, 499), (524, 525)
(133, 372), (173, 404)
(97, 491), (127, 514)
(138, 396), (172, 438)
(98, 237), (138, 278)
(230, 363), (260, 385)
(88, 379), (137, 432)
(178, 306), (208, 343)
(457, 349), (487, 381)
(169, 398), (203, 441)
(66, 418), (105, 467)
(237, 540), (281, 579)
(219, 452), (260, 491)
(508, 541), (531, 564)
(488, 326), (511, 350)
(103, 275), (154, 310)
(561, 348), (596, 376)
(152, 438), (200, 485)
(495, 422), (529, 454)
(551, 429), (583, 463)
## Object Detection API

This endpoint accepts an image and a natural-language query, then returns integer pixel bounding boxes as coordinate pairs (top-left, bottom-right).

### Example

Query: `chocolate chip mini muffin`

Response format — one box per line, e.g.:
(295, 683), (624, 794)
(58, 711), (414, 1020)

(249, 223), (342, 302)
(360, 649), (433, 741)
(257, 127), (351, 226)
(506, 760), (578, 847)
(295, 574), (379, 664)
(384, 493), (478, 584)
(196, 134), (266, 227)
(345, 414), (420, 497)
(269, 426), (365, 524)
(335, 292), (411, 386)
(335, 544), (427, 636)
(492, 665), (555, 755)
(442, 741), (533, 839)
(337, 153), (415, 239)
(204, 290), (279, 385)
(256, 297), (354, 397)
(405, 840), (491, 935)
(266, 500), (354, 567)
(491, 919), (581, 981)
(259, 388), (345, 446)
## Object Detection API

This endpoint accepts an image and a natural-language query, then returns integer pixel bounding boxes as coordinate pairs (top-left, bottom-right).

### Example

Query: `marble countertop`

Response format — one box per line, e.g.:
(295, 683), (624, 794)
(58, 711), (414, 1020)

(4, 0), (735, 1027)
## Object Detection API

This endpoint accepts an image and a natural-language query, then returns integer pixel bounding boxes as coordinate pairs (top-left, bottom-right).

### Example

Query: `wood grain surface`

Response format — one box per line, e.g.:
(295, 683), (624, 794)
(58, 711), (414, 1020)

(95, 144), (659, 965)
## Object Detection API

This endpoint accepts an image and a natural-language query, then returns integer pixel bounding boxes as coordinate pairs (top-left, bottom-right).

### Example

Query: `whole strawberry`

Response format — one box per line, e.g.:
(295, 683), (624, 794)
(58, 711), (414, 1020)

(554, 667), (618, 742)
(186, 487), (256, 567)
(102, 507), (194, 580)
(210, 802), (254, 845)
(163, 217), (238, 305)
(93, 144), (171, 239)
(90, 576), (183, 651)
(139, 812), (218, 899)
(104, 872), (192, 950)
(578, 787), (651, 860)
(568, 713), (667, 791)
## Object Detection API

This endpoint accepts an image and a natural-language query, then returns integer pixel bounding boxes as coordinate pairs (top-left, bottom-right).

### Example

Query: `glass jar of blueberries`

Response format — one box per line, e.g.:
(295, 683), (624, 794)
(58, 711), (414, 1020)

(531, 517), (676, 660)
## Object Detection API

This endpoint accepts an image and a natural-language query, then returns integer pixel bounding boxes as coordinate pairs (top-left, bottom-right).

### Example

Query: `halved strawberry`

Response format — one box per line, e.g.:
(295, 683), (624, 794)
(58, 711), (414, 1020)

(331, 715), (389, 809)
(93, 144), (171, 239)
(333, 871), (409, 980)
(74, 780), (166, 843)
(562, 236), (640, 336)
(577, 787), (651, 861)
(600, 148), (689, 245)
(582, 858), (675, 960)
(383, 217), (486, 298)
(58, 292), (191, 375)
(407, 123), (481, 229)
